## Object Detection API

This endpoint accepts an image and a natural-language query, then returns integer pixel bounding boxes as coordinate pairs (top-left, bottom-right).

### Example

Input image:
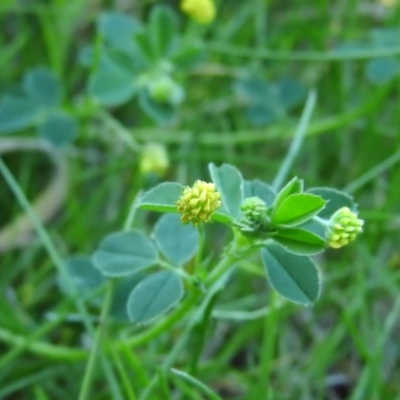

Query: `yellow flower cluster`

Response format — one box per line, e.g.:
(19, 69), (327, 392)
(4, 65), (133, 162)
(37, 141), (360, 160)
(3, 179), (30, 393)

(180, 0), (216, 24)
(327, 207), (364, 249)
(176, 180), (221, 226)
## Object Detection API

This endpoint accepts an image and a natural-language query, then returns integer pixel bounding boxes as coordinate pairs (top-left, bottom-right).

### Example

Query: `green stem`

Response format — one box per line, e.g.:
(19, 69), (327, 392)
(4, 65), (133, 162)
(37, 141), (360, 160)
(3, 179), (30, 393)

(78, 279), (115, 400)
(272, 89), (317, 191)
(206, 42), (400, 61)
(98, 110), (142, 152)
(249, 290), (279, 400)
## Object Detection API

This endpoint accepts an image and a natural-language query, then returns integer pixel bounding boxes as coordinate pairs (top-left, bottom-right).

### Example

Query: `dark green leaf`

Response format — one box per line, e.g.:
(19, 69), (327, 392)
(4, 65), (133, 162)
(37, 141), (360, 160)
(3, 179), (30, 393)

(138, 182), (183, 213)
(99, 12), (142, 52)
(153, 214), (199, 266)
(89, 67), (136, 106)
(61, 255), (105, 296)
(244, 179), (276, 207)
(38, 112), (77, 147)
(127, 270), (184, 324)
(365, 58), (399, 85)
(209, 163), (244, 218)
(23, 67), (61, 107)
(138, 89), (176, 124)
(92, 230), (158, 277)
(0, 95), (41, 133)
(149, 5), (178, 58)
(274, 227), (326, 255)
(307, 187), (356, 219)
(262, 243), (320, 305)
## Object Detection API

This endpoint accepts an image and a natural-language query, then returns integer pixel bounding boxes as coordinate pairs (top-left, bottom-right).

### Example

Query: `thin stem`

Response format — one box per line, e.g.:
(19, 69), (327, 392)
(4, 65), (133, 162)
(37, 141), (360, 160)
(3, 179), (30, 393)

(344, 149), (400, 193)
(123, 190), (143, 231)
(98, 110), (142, 152)
(78, 280), (115, 400)
(272, 89), (317, 191)
(171, 368), (223, 400)
(207, 42), (400, 61)
(249, 290), (279, 400)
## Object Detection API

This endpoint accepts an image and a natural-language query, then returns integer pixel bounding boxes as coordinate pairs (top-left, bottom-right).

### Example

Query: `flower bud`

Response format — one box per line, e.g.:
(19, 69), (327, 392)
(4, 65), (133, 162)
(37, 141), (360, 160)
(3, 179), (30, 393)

(176, 180), (221, 226)
(147, 75), (184, 106)
(180, 0), (216, 24)
(327, 207), (364, 249)
(139, 143), (169, 177)
(236, 197), (270, 236)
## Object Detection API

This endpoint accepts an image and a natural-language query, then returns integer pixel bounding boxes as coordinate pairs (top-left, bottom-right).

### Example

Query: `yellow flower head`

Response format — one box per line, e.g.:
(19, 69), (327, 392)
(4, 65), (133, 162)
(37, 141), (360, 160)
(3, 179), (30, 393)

(327, 207), (364, 249)
(176, 180), (221, 226)
(180, 0), (216, 24)
(139, 143), (169, 176)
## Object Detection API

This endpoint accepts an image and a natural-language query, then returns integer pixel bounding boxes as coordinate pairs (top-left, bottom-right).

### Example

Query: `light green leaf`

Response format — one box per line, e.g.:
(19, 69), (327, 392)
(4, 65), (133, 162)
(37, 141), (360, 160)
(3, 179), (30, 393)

(23, 67), (61, 107)
(209, 163), (244, 218)
(273, 176), (303, 210)
(149, 5), (178, 58)
(262, 243), (320, 305)
(127, 270), (184, 324)
(243, 179), (276, 207)
(271, 193), (326, 226)
(153, 214), (199, 266)
(38, 112), (77, 147)
(89, 67), (136, 106)
(307, 187), (356, 218)
(299, 219), (326, 239)
(273, 227), (326, 255)
(92, 230), (158, 277)
(138, 182), (183, 213)
(0, 95), (41, 133)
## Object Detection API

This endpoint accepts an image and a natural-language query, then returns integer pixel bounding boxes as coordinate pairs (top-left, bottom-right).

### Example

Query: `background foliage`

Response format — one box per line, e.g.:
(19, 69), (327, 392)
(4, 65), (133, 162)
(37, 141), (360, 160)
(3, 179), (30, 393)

(1, 0), (400, 399)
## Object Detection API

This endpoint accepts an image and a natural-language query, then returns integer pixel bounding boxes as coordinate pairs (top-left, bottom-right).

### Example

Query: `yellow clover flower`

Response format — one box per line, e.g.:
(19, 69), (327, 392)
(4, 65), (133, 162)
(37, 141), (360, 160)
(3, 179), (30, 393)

(176, 180), (221, 226)
(327, 207), (364, 249)
(180, 0), (216, 24)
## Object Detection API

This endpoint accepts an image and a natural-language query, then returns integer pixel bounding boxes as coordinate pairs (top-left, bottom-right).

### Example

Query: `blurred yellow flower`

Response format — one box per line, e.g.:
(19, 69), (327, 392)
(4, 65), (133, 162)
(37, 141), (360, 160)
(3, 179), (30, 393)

(180, 0), (216, 24)
(139, 143), (169, 176)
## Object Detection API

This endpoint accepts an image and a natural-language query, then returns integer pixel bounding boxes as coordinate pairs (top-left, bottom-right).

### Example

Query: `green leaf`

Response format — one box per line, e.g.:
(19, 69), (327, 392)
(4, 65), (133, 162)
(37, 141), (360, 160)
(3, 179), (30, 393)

(149, 5), (178, 58)
(307, 187), (356, 219)
(60, 255), (105, 296)
(271, 193), (326, 226)
(110, 274), (145, 321)
(273, 227), (326, 255)
(262, 243), (320, 305)
(134, 31), (156, 63)
(299, 219), (326, 239)
(38, 112), (77, 147)
(99, 12), (142, 52)
(127, 270), (184, 324)
(365, 58), (399, 85)
(89, 67), (136, 106)
(208, 163), (244, 218)
(92, 230), (158, 277)
(153, 214), (199, 266)
(138, 89), (176, 124)
(138, 182), (183, 213)
(277, 77), (307, 110)
(273, 176), (303, 210)
(23, 67), (61, 107)
(171, 43), (205, 69)
(243, 179), (276, 207)
(0, 95), (41, 133)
